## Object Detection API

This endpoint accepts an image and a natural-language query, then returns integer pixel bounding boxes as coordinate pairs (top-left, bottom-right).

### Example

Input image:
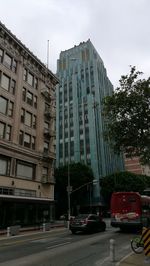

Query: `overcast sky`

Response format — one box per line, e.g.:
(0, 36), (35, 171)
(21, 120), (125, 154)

(1, 0), (150, 87)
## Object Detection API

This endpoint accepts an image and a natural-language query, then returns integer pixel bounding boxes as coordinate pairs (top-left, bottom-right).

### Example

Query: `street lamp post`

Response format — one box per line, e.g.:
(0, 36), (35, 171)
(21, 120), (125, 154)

(66, 179), (98, 228)
(69, 179), (98, 214)
(67, 162), (71, 223)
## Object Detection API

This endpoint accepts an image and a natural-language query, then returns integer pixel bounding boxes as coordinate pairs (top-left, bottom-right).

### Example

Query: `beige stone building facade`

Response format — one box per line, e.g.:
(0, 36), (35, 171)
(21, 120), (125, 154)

(0, 22), (58, 228)
(124, 155), (150, 176)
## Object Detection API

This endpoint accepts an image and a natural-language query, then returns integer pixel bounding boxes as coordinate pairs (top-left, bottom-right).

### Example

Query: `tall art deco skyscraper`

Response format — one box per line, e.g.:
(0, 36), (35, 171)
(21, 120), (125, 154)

(56, 40), (124, 204)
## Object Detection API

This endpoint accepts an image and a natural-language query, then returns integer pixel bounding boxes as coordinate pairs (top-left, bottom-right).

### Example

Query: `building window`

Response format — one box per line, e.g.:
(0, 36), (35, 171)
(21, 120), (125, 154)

(82, 50), (86, 61)
(0, 121), (5, 138)
(45, 103), (50, 112)
(24, 133), (31, 148)
(1, 73), (10, 91)
(33, 115), (36, 129)
(59, 92), (62, 104)
(42, 167), (48, 176)
(25, 111), (32, 127)
(4, 53), (12, 69)
(65, 142), (68, 156)
(8, 101), (14, 117)
(70, 141), (74, 156)
(16, 160), (35, 180)
(80, 140), (84, 155)
(34, 96), (37, 108)
(70, 117), (73, 126)
(59, 128), (63, 139)
(28, 72), (34, 87)
(26, 91), (33, 105)
(21, 109), (35, 128)
(64, 92), (67, 102)
(44, 142), (49, 152)
(32, 136), (35, 150)
(0, 156), (10, 176)
(44, 121), (49, 129)
(34, 77), (38, 89)
(59, 143), (63, 157)
(6, 125), (11, 140)
(70, 130), (74, 137)
(0, 48), (4, 62)
(64, 131), (68, 138)
(19, 131), (35, 150)
(15, 188), (36, 197)
(0, 96), (8, 115)
(19, 131), (23, 145)
(12, 59), (17, 73)
(21, 108), (25, 123)
(22, 87), (26, 101)
(0, 187), (13, 195)
(22, 88), (37, 108)
(10, 79), (16, 94)
(84, 114), (88, 123)
(23, 68), (27, 81)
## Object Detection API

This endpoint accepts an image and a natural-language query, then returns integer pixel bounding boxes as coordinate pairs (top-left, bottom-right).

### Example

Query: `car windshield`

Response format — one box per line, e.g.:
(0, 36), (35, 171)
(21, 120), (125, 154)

(75, 214), (90, 219)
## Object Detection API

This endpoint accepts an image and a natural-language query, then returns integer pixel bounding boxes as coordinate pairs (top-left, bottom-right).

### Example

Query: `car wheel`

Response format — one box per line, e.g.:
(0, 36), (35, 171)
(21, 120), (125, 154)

(71, 229), (76, 234)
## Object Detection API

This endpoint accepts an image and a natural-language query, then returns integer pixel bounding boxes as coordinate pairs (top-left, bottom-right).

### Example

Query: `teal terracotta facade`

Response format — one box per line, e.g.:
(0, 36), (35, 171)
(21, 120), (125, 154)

(56, 39), (124, 204)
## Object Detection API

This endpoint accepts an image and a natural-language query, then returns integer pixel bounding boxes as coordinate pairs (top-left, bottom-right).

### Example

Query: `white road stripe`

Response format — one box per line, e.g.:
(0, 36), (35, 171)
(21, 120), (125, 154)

(46, 241), (71, 249)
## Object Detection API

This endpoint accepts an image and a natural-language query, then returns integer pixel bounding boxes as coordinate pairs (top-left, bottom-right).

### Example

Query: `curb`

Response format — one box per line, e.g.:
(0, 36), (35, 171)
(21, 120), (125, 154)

(0, 225), (67, 241)
(115, 252), (133, 266)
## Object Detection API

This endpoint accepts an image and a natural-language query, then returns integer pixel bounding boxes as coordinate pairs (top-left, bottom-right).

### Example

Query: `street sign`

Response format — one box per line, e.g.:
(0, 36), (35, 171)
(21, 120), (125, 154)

(93, 179), (98, 185)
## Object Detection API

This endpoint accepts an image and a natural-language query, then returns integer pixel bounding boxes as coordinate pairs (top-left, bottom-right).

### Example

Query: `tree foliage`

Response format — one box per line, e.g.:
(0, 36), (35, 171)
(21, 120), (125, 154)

(103, 66), (150, 165)
(54, 163), (94, 218)
(55, 162), (94, 189)
(100, 171), (147, 206)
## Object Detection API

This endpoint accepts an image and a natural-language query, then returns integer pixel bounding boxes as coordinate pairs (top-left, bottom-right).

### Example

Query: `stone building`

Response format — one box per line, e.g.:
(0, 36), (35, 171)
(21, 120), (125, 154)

(0, 22), (58, 228)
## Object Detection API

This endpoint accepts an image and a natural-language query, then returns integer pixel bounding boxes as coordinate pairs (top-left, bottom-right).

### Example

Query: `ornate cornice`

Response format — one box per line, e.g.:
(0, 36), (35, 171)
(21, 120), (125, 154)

(0, 21), (59, 85)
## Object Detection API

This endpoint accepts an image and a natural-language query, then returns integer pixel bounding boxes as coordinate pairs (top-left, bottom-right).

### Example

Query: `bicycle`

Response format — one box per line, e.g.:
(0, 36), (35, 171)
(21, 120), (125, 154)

(131, 235), (144, 254)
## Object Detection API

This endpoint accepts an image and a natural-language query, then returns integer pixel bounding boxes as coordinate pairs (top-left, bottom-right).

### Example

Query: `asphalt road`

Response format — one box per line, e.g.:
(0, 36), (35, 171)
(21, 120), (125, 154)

(0, 221), (135, 266)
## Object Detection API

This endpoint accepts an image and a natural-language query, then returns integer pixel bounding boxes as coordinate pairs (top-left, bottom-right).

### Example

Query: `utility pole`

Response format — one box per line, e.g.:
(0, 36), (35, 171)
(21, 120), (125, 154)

(67, 162), (71, 222)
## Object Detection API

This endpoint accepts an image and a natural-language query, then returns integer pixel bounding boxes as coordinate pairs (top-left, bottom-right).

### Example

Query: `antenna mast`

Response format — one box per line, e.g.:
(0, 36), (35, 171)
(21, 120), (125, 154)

(47, 40), (49, 69)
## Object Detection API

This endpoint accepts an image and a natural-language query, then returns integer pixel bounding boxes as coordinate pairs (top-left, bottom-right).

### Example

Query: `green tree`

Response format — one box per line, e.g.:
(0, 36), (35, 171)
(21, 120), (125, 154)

(103, 66), (150, 165)
(100, 171), (147, 206)
(54, 163), (94, 218)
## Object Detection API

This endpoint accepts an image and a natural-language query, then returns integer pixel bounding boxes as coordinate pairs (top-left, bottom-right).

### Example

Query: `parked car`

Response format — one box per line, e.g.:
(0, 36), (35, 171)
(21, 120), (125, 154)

(69, 214), (106, 234)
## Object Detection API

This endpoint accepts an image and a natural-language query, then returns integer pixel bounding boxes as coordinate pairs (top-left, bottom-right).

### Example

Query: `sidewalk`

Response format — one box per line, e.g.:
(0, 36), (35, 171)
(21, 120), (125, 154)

(117, 252), (150, 266)
(0, 220), (67, 239)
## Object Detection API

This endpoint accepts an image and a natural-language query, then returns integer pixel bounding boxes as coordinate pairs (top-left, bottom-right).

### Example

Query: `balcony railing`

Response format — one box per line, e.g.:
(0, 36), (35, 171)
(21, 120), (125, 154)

(41, 175), (55, 184)
(41, 88), (51, 100)
(43, 149), (49, 158)
(44, 128), (56, 138)
(44, 107), (56, 118)
(44, 128), (50, 138)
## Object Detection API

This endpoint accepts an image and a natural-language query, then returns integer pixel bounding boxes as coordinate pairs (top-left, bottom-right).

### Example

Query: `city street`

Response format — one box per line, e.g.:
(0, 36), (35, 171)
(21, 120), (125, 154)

(0, 220), (135, 266)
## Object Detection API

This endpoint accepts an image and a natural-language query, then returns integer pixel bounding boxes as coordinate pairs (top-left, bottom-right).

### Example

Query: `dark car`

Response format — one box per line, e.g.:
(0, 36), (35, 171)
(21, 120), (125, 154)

(69, 214), (106, 234)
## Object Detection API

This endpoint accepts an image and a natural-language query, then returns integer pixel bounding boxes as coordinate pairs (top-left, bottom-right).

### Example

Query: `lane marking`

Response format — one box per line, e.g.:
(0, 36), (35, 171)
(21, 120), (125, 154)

(46, 241), (71, 249)
(95, 256), (110, 265)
